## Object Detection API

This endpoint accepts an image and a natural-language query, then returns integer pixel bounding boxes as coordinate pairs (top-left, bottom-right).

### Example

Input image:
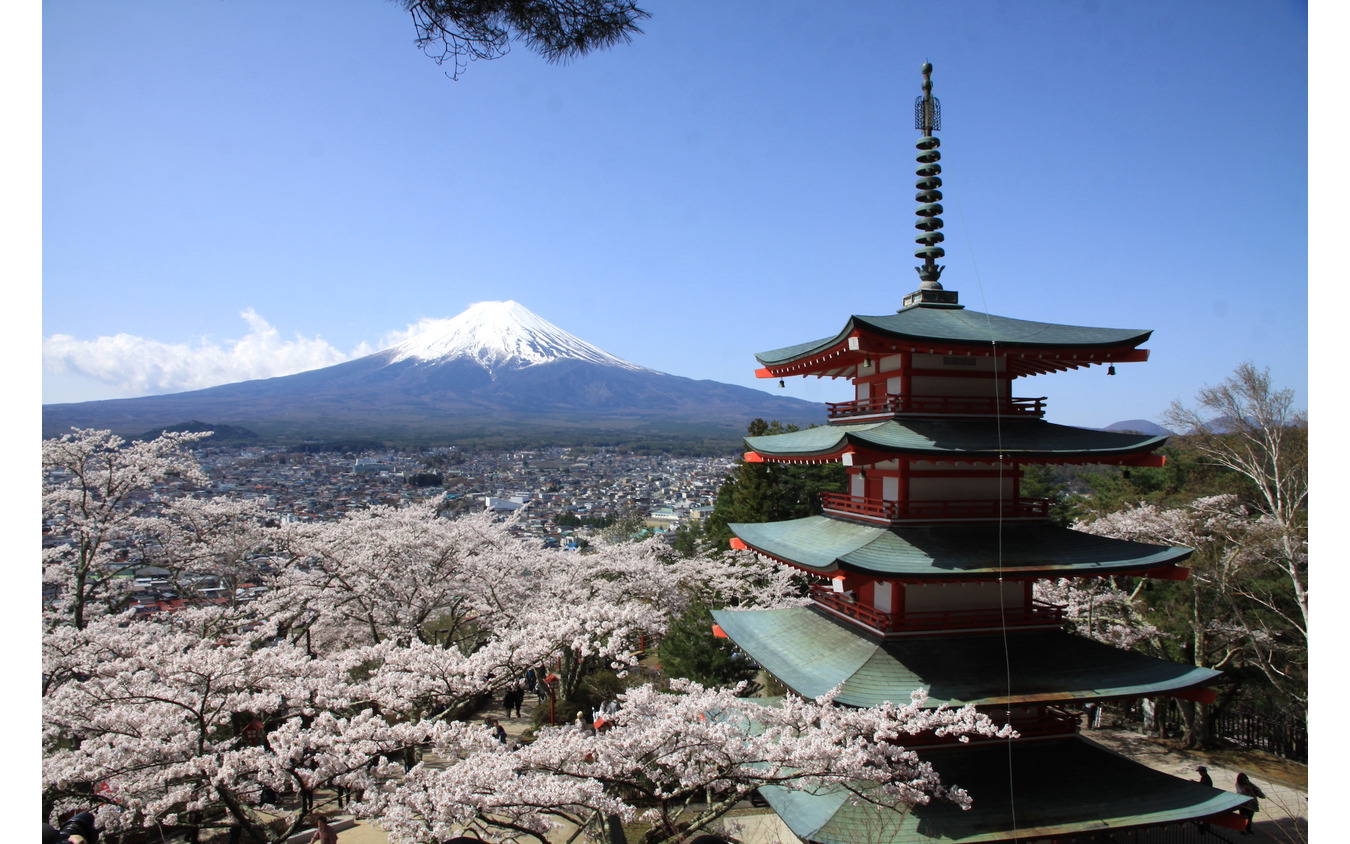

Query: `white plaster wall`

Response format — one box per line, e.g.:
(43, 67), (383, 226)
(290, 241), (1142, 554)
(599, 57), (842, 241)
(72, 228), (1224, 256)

(874, 581), (893, 613)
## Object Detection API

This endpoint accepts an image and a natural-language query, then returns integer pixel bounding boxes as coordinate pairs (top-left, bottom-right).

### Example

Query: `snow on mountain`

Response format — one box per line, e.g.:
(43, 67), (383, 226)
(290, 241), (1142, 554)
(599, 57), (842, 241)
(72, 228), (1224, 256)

(42, 299), (827, 442)
(386, 300), (648, 374)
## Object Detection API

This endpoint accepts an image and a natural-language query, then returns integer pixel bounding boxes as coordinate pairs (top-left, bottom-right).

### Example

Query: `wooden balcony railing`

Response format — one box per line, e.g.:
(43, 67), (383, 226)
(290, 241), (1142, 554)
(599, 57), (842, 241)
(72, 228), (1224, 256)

(810, 585), (1065, 634)
(826, 395), (1046, 421)
(819, 493), (1051, 524)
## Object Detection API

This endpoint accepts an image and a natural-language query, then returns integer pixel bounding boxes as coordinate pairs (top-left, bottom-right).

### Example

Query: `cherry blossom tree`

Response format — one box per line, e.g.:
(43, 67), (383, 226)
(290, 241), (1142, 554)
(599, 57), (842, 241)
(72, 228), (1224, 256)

(1076, 494), (1304, 701)
(1032, 576), (1164, 650)
(1074, 493), (1306, 747)
(42, 433), (996, 844)
(131, 495), (276, 604)
(43, 608), (387, 843)
(1163, 362), (1308, 659)
(260, 503), (523, 653)
(360, 680), (1014, 844)
(261, 503), (801, 702)
(43, 428), (211, 629)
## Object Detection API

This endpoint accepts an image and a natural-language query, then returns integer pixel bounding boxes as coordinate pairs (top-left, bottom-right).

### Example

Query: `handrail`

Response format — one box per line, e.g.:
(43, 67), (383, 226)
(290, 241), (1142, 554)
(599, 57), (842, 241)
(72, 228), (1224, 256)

(825, 395), (1046, 420)
(819, 493), (1051, 523)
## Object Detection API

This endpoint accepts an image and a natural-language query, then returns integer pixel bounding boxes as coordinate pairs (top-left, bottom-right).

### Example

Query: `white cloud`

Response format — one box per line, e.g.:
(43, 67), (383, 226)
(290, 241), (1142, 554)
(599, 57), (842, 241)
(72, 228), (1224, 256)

(374, 317), (443, 350)
(42, 310), (375, 399)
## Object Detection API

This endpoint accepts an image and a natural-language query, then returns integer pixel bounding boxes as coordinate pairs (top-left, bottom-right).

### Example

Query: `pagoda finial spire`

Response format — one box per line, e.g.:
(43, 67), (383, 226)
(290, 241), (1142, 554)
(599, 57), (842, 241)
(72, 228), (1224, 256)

(903, 61), (959, 309)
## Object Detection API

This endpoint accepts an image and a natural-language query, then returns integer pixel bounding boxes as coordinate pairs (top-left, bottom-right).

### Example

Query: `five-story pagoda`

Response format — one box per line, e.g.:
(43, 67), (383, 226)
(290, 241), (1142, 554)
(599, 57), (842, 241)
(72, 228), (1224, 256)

(712, 64), (1252, 843)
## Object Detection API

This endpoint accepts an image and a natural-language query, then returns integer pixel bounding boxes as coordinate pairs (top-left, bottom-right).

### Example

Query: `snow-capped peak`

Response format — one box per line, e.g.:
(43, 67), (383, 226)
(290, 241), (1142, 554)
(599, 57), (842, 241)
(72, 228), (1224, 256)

(386, 301), (647, 373)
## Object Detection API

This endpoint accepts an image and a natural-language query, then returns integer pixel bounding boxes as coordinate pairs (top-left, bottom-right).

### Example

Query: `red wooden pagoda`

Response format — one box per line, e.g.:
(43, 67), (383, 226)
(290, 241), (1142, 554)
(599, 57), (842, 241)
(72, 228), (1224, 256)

(712, 63), (1252, 843)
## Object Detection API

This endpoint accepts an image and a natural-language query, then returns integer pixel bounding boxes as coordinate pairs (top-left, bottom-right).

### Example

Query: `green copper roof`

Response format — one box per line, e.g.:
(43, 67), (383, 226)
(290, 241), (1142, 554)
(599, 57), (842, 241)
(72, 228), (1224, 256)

(756, 307), (1152, 366)
(760, 736), (1250, 844)
(745, 418), (1166, 460)
(711, 608), (1220, 708)
(729, 516), (1191, 578)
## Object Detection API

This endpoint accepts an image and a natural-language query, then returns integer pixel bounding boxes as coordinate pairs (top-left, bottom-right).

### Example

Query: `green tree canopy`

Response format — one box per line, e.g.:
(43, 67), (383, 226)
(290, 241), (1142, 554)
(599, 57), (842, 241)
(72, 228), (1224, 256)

(703, 419), (846, 553)
(657, 600), (760, 695)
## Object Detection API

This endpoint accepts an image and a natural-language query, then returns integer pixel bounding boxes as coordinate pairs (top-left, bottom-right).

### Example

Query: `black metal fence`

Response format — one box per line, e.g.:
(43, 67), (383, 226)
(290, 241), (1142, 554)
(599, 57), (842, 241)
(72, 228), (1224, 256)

(1100, 699), (1307, 764)
(1213, 707), (1307, 763)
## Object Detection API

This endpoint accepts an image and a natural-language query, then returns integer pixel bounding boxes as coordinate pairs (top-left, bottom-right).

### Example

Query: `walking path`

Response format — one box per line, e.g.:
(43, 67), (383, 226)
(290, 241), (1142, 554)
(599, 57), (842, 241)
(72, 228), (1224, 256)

(1084, 726), (1308, 841)
(301, 702), (1308, 844)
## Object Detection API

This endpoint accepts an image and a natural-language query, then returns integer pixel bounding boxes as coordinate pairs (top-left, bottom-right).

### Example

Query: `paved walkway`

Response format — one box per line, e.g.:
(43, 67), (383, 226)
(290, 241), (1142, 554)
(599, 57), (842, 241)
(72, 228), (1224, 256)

(304, 705), (1308, 844)
(1084, 727), (1308, 841)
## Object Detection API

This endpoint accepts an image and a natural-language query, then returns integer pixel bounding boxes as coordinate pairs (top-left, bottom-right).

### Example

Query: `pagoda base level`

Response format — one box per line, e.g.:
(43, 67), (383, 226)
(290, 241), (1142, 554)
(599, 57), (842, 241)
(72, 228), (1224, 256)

(759, 735), (1251, 844)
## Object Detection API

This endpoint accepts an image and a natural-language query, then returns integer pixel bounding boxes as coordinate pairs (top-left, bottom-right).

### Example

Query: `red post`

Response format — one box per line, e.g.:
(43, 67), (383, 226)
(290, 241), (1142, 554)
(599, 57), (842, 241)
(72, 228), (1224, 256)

(544, 673), (559, 726)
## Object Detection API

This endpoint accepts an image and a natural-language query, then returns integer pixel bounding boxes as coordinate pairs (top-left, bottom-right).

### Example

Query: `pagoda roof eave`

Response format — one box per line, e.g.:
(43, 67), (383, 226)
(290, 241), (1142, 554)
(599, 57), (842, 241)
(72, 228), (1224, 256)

(754, 308), (1153, 376)
(710, 607), (1221, 709)
(759, 736), (1251, 844)
(744, 419), (1167, 463)
(728, 516), (1193, 579)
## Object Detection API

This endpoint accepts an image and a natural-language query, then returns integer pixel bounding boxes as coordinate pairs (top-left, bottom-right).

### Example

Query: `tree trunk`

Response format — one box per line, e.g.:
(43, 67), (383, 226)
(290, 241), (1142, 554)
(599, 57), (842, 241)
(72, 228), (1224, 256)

(1196, 701), (1214, 748)
(1179, 586), (1201, 748)
(606, 814), (628, 844)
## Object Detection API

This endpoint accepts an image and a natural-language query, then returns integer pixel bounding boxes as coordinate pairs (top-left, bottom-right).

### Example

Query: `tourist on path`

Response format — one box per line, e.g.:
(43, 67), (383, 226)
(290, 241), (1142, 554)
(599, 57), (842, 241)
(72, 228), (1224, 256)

(309, 814), (339, 844)
(1235, 772), (1266, 835)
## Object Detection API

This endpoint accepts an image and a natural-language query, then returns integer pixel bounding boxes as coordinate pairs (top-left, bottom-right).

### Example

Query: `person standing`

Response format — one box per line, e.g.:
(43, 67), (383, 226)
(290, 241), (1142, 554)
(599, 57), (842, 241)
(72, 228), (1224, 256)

(1235, 772), (1266, 835)
(1196, 765), (1212, 787)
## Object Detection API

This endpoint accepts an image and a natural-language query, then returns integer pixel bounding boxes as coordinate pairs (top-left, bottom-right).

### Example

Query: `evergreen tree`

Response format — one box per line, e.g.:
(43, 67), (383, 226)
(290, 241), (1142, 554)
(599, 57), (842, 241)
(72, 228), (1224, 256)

(1017, 464), (1074, 527)
(703, 420), (846, 553)
(657, 601), (760, 695)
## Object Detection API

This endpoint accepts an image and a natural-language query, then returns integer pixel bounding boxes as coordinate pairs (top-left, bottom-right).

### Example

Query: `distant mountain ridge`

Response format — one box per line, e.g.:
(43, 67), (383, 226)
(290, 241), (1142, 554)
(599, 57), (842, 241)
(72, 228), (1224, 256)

(1102, 419), (1174, 437)
(43, 301), (823, 446)
(134, 420), (260, 443)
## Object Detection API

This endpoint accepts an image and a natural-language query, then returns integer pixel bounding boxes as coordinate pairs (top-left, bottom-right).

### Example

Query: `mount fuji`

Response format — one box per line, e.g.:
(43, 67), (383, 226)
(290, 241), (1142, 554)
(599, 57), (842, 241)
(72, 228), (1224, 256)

(42, 302), (823, 445)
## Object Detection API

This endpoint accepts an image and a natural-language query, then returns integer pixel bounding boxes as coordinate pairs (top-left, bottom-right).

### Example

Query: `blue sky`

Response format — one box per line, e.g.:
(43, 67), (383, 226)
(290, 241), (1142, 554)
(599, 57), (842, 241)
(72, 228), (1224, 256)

(38, 0), (1309, 429)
